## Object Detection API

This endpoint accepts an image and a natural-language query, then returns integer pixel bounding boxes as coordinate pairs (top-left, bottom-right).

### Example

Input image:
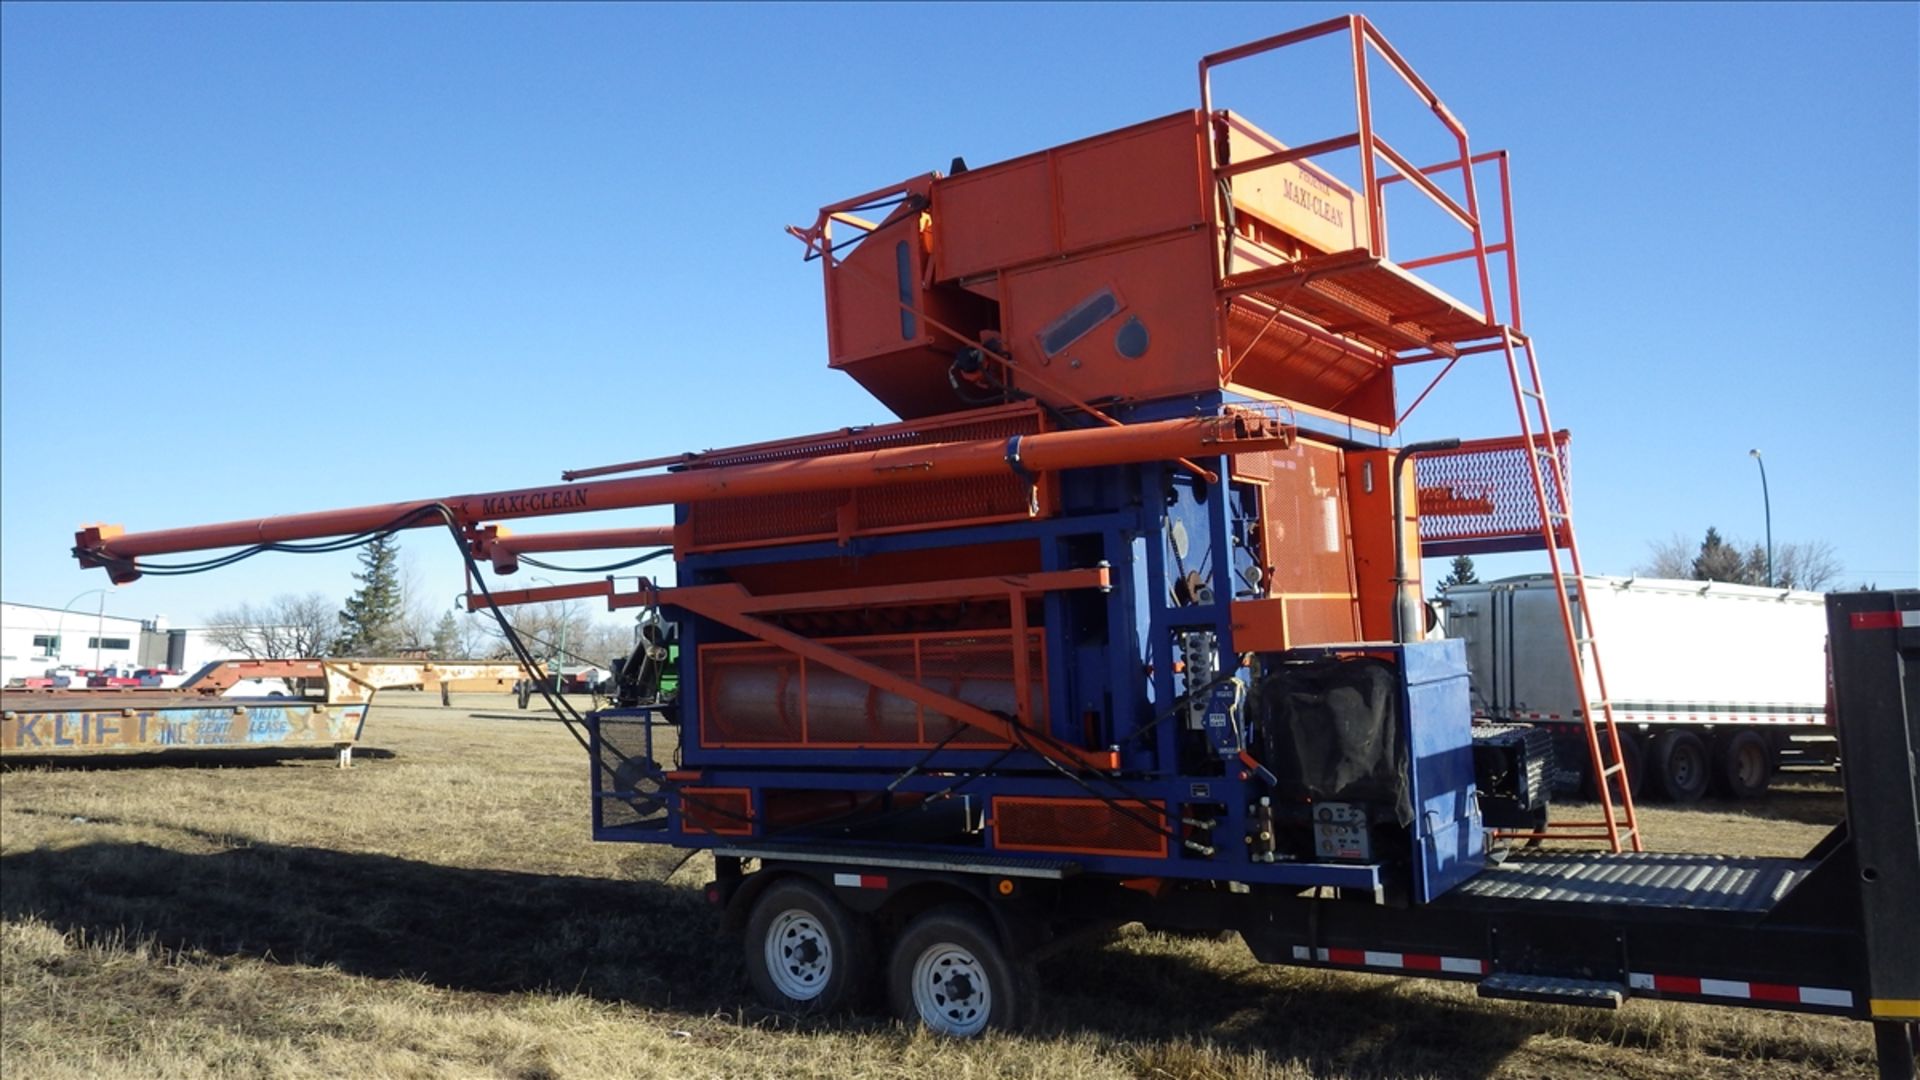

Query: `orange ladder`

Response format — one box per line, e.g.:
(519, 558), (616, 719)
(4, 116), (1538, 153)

(1498, 328), (1643, 853)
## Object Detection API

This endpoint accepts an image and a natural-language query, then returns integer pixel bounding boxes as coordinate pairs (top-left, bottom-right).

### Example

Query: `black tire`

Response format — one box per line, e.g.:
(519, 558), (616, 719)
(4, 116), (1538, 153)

(743, 878), (874, 1015)
(1712, 729), (1773, 800)
(887, 905), (1036, 1036)
(1649, 729), (1711, 804)
(1579, 730), (1643, 803)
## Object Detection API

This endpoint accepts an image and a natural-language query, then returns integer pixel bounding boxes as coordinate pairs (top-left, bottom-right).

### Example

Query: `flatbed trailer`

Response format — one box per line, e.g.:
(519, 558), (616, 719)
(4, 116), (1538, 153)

(648, 590), (1917, 1074)
(0, 657), (535, 763)
(53, 14), (1916, 1075)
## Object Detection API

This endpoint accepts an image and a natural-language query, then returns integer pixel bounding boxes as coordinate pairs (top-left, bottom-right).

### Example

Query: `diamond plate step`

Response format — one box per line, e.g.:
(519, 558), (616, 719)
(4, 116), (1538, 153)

(1478, 972), (1626, 1008)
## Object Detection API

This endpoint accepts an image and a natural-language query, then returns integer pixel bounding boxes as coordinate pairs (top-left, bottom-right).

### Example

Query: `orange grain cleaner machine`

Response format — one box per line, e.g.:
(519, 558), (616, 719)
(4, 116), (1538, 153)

(70, 16), (1639, 905)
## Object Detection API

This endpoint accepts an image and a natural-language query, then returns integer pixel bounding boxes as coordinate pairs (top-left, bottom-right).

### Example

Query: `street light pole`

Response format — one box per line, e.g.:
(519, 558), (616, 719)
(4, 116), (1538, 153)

(1749, 449), (1773, 587)
(53, 588), (110, 677)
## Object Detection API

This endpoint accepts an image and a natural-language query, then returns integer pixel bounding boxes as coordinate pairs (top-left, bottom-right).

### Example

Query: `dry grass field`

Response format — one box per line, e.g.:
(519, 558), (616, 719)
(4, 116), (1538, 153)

(0, 695), (1882, 1079)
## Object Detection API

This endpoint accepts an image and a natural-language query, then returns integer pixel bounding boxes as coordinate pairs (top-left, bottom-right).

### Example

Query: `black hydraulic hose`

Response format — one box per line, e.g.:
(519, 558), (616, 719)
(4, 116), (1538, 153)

(1392, 439), (1461, 644)
(95, 500), (1178, 831)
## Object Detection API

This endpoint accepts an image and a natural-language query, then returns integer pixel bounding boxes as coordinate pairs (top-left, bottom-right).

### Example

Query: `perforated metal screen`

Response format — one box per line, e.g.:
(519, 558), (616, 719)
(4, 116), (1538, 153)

(699, 631), (1044, 749)
(991, 796), (1168, 859)
(1416, 432), (1571, 557)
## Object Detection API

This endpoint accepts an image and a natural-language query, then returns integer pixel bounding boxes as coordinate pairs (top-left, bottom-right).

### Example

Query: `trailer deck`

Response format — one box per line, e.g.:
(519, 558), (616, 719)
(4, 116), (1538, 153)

(1453, 850), (1812, 913)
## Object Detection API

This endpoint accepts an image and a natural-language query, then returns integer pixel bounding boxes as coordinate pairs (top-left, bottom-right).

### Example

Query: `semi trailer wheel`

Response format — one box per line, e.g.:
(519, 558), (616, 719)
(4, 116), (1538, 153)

(1579, 730), (1643, 803)
(1649, 729), (1710, 803)
(743, 879), (873, 1014)
(888, 906), (1035, 1036)
(1712, 730), (1774, 799)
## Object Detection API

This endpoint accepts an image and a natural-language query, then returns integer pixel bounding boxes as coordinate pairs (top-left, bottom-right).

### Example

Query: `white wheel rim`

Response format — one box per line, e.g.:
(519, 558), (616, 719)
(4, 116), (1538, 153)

(911, 943), (991, 1036)
(765, 909), (832, 1000)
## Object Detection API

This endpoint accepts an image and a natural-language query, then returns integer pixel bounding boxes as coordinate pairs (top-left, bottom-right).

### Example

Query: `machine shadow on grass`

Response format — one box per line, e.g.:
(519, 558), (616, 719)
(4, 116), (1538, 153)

(0, 838), (1557, 1077)
(0, 839), (737, 1012)
(1039, 938), (1538, 1077)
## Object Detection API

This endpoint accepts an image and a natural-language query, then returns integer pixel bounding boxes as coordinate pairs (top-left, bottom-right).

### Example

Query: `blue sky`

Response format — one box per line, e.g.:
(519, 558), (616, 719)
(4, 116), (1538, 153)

(3, 2), (1915, 629)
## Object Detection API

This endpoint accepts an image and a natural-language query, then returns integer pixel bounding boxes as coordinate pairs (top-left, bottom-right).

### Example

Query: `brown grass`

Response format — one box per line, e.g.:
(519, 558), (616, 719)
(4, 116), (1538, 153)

(0, 695), (1878, 1079)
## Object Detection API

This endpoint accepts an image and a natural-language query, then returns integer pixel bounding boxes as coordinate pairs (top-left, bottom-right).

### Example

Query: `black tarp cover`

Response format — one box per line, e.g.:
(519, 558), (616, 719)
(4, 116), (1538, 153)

(1256, 657), (1413, 826)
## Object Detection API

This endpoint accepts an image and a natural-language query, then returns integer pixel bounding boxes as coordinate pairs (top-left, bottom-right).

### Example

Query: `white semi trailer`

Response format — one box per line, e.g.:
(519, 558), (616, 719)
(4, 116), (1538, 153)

(1440, 574), (1831, 801)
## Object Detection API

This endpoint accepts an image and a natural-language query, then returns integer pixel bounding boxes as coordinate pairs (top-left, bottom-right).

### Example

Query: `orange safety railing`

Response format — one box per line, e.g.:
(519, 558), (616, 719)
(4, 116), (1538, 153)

(1199, 14), (1501, 343)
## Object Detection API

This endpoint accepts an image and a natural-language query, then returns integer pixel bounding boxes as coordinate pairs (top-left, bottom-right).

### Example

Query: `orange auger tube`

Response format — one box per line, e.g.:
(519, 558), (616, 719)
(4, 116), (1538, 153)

(76, 410), (1294, 582)
(478, 525), (676, 573)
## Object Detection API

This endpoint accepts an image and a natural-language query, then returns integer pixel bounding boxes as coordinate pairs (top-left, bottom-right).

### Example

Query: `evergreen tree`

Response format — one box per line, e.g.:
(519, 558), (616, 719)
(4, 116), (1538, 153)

(335, 535), (405, 655)
(1691, 526), (1751, 584)
(1441, 554), (1479, 588)
(430, 611), (461, 658)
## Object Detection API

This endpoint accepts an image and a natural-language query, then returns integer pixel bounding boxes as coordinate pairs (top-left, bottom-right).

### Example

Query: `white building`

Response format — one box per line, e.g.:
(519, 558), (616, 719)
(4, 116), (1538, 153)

(0, 602), (225, 685)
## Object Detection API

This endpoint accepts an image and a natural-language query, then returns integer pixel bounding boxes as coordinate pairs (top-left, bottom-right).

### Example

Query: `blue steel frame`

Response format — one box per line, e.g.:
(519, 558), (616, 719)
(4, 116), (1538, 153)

(584, 392), (1480, 898)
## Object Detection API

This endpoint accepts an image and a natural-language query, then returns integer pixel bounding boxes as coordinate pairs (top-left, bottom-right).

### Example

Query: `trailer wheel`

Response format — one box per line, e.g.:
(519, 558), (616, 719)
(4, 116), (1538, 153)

(888, 906), (1035, 1036)
(1712, 730), (1773, 800)
(1649, 729), (1710, 803)
(743, 879), (873, 1014)
(1579, 730), (1643, 803)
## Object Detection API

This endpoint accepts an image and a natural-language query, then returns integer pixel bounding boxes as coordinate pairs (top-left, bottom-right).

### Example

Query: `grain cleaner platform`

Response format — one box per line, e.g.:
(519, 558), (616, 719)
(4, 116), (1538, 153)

(62, 15), (1919, 1073)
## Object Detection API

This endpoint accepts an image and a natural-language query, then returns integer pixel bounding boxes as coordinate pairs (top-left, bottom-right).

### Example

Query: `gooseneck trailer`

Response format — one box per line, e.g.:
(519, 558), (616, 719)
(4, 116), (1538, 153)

(63, 16), (1917, 1075)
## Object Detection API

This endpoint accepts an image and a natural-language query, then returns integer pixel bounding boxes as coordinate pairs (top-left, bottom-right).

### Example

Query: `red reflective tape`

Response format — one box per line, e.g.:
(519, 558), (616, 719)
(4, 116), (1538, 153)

(1851, 611), (1901, 630)
(1402, 953), (1444, 972)
(1327, 947), (1366, 967)
(1653, 974), (1701, 995)
(1748, 982), (1799, 1004)
(832, 872), (888, 889)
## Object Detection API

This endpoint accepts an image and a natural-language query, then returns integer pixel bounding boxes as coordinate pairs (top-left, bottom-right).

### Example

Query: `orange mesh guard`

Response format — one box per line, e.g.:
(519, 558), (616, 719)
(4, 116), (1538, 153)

(699, 632), (1045, 749)
(991, 796), (1168, 859)
(681, 787), (754, 836)
(1416, 431), (1571, 555)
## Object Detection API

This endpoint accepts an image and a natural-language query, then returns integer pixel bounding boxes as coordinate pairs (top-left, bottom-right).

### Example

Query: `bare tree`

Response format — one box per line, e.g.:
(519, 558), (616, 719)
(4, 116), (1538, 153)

(1638, 529), (1843, 591)
(1773, 539), (1843, 591)
(457, 610), (510, 660)
(457, 600), (595, 667)
(397, 553), (440, 652)
(577, 622), (638, 672)
(204, 593), (338, 660)
(1636, 532), (1696, 579)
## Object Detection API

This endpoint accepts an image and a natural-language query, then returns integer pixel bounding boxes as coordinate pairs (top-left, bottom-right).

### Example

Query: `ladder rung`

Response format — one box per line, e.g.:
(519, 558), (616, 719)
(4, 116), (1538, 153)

(1520, 388), (1544, 399)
